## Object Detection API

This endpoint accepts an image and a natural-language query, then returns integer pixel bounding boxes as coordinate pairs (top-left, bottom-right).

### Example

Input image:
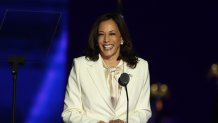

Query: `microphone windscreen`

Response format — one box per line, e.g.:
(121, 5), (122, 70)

(118, 73), (129, 86)
(8, 56), (25, 64)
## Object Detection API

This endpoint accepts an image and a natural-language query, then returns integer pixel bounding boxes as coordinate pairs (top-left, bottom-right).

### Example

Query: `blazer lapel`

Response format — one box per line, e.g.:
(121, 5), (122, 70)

(87, 58), (114, 111)
(116, 62), (134, 110)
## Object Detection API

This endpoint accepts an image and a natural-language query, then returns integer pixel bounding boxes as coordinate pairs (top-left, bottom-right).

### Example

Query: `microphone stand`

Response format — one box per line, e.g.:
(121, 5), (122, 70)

(11, 63), (17, 123)
(124, 86), (129, 123)
(118, 73), (129, 123)
(8, 56), (24, 123)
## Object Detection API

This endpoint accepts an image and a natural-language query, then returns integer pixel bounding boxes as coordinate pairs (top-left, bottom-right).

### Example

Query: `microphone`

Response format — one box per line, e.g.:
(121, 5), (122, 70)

(118, 73), (129, 86)
(118, 73), (129, 123)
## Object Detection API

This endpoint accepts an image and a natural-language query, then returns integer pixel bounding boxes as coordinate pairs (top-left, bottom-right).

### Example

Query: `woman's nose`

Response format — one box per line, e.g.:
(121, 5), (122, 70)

(104, 34), (110, 43)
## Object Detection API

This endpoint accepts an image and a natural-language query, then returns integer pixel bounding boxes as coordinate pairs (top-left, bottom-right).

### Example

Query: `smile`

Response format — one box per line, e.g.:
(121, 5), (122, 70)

(103, 44), (114, 50)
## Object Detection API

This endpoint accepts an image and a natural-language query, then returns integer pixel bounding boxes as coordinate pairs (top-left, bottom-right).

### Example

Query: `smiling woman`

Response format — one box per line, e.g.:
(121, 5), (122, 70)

(61, 13), (152, 123)
(97, 19), (122, 66)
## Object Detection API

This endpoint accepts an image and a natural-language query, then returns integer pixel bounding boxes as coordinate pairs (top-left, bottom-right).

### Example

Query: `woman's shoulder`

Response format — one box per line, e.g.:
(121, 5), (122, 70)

(74, 56), (86, 61)
(136, 57), (149, 68)
(73, 56), (89, 64)
(73, 56), (94, 64)
(71, 56), (89, 68)
(138, 57), (148, 64)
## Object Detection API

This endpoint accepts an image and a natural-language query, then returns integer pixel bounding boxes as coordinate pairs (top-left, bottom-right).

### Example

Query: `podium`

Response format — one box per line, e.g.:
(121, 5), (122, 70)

(0, 9), (61, 123)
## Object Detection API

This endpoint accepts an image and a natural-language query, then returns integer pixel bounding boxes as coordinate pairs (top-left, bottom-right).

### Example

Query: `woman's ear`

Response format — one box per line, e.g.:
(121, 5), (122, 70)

(121, 38), (124, 45)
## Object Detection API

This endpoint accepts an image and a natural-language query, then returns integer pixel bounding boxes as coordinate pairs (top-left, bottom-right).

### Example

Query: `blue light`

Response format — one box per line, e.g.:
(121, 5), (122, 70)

(25, 30), (67, 123)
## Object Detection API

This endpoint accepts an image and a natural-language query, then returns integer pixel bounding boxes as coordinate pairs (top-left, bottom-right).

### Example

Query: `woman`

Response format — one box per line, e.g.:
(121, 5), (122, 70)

(62, 13), (151, 123)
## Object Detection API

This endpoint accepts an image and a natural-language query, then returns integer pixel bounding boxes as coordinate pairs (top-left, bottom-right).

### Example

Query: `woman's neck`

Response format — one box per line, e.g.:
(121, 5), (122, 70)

(102, 58), (120, 68)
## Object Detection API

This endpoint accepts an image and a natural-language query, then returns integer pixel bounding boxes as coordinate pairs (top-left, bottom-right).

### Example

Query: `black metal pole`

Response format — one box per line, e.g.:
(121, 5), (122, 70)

(8, 56), (24, 123)
(116, 0), (122, 14)
(125, 86), (129, 123)
(12, 65), (17, 123)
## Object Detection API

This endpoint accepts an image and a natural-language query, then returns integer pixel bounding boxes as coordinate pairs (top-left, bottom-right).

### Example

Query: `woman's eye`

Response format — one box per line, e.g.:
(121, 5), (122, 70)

(110, 33), (116, 35)
(98, 33), (104, 36)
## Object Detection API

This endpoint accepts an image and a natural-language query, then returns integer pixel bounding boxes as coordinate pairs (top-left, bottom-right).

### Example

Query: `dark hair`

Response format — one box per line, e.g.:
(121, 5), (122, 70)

(85, 13), (138, 68)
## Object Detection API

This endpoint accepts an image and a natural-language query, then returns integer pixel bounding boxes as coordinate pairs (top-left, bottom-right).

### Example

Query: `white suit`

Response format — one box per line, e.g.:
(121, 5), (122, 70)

(62, 56), (151, 123)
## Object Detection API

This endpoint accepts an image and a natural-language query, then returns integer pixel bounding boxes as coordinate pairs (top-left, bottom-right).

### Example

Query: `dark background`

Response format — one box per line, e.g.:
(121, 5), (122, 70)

(0, 0), (217, 123)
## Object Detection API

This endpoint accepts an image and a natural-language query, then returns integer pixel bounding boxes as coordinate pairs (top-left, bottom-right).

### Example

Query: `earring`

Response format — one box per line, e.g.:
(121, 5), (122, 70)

(121, 39), (124, 45)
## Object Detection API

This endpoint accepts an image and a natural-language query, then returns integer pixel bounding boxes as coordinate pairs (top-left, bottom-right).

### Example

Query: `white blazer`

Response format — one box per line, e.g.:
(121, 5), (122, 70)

(62, 56), (151, 123)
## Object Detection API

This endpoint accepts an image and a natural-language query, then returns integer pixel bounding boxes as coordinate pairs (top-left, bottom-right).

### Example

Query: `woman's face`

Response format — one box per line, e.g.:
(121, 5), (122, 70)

(98, 19), (122, 60)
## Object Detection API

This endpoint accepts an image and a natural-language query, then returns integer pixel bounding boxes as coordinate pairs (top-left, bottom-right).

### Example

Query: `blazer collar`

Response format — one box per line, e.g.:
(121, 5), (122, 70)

(87, 55), (114, 111)
(87, 55), (133, 111)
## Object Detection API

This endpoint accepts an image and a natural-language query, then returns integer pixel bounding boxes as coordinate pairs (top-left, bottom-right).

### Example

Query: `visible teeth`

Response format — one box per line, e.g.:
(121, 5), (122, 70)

(103, 44), (113, 49)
